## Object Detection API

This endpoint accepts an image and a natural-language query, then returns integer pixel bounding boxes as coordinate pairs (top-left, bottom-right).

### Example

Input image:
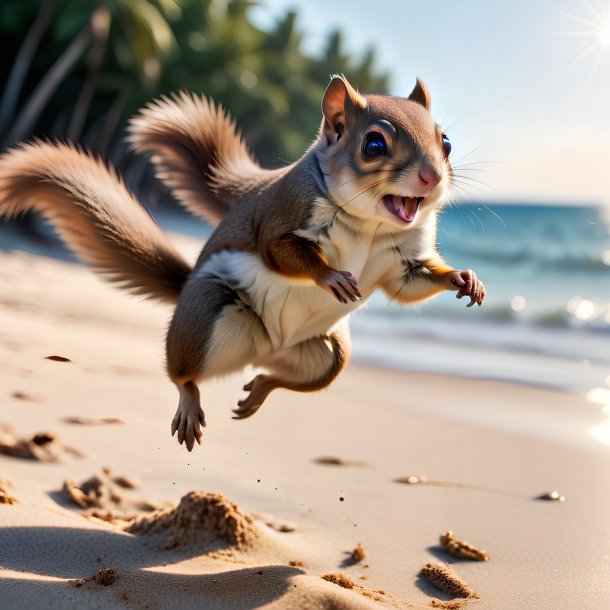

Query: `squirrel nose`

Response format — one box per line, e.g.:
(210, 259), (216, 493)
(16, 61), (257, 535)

(418, 164), (441, 189)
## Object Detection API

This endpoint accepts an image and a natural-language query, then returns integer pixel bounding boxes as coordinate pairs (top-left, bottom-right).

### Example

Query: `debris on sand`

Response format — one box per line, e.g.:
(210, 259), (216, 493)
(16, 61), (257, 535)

(0, 480), (19, 504)
(0, 426), (82, 461)
(63, 477), (104, 509)
(420, 562), (478, 599)
(322, 573), (355, 590)
(61, 416), (124, 426)
(313, 456), (368, 467)
(351, 542), (366, 562)
(252, 512), (296, 532)
(430, 599), (469, 609)
(440, 531), (489, 561)
(61, 468), (159, 520)
(70, 568), (119, 588)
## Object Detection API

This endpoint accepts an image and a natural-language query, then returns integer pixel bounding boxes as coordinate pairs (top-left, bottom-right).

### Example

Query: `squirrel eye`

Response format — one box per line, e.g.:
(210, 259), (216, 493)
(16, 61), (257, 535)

(362, 133), (387, 160)
(442, 133), (451, 157)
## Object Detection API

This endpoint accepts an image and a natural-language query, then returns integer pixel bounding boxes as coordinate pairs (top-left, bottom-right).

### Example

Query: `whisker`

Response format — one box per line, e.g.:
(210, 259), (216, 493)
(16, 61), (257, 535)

(441, 112), (474, 135)
(342, 177), (394, 207)
(452, 160), (507, 168)
(451, 167), (493, 175)
(450, 137), (494, 165)
(335, 166), (404, 189)
(475, 201), (507, 228)
(439, 95), (456, 130)
(451, 174), (491, 190)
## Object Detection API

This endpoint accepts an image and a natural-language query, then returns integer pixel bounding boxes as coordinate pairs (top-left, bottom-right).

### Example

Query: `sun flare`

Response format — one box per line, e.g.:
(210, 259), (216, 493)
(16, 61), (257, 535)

(558, 1), (610, 82)
(600, 24), (610, 45)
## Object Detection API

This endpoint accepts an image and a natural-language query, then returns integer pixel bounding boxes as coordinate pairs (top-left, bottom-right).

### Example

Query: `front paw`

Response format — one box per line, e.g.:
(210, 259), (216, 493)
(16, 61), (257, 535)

(446, 269), (486, 307)
(317, 269), (362, 304)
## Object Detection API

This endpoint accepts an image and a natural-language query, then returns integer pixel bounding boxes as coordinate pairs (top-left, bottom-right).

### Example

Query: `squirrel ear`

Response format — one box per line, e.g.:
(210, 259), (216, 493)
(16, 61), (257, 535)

(321, 75), (367, 145)
(408, 78), (431, 110)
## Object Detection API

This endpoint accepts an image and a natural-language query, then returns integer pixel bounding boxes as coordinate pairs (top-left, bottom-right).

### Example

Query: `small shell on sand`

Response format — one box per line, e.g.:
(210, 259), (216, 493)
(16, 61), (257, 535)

(322, 573), (355, 589)
(440, 531), (489, 561)
(44, 355), (72, 362)
(536, 491), (566, 502)
(70, 568), (119, 587)
(420, 562), (479, 599)
(351, 543), (366, 562)
(395, 474), (429, 485)
(125, 491), (258, 549)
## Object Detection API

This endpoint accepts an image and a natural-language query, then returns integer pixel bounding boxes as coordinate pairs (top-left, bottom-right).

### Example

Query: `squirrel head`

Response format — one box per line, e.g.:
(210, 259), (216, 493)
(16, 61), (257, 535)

(319, 75), (451, 231)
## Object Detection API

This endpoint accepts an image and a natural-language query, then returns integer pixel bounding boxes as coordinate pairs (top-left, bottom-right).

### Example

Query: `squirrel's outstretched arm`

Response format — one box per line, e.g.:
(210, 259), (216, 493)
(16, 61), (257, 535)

(261, 233), (361, 304)
(380, 254), (485, 307)
(0, 140), (191, 303)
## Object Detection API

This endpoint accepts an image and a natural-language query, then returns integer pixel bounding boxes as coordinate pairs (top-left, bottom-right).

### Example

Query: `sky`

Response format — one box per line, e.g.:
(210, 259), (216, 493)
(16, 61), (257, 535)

(251, 0), (610, 206)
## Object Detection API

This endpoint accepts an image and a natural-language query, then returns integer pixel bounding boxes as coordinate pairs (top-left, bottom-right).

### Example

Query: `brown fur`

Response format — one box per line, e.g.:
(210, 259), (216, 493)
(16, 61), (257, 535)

(0, 141), (190, 303)
(128, 92), (277, 226)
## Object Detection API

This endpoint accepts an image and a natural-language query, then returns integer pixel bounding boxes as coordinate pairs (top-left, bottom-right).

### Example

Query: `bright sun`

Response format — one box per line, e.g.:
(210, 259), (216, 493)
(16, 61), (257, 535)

(559, 1), (610, 82)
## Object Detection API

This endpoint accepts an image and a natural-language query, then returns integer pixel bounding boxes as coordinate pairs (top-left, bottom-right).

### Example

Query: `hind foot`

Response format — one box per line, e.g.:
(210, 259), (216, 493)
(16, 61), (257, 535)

(171, 382), (205, 451)
(232, 375), (275, 420)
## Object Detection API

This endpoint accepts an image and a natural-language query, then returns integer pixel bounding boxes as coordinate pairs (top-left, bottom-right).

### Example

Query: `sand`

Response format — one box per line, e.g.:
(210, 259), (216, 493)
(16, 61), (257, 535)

(1, 247), (610, 609)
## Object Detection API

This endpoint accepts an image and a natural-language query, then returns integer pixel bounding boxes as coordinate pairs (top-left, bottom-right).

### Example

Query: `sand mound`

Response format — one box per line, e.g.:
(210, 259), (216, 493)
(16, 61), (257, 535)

(125, 491), (258, 550)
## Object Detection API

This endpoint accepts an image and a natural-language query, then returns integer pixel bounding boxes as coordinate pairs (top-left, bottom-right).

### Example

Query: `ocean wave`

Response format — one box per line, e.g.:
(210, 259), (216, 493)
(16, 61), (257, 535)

(362, 299), (610, 332)
(352, 306), (610, 365)
(442, 243), (610, 273)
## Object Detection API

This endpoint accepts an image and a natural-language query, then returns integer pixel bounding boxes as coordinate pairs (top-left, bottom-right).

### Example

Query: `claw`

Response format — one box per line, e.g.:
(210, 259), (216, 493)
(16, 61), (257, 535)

(171, 383), (205, 450)
(331, 287), (347, 304)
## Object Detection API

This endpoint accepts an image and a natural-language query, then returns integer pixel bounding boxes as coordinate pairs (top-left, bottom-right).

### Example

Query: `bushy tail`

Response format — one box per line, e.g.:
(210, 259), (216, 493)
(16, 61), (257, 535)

(0, 140), (192, 304)
(128, 92), (267, 226)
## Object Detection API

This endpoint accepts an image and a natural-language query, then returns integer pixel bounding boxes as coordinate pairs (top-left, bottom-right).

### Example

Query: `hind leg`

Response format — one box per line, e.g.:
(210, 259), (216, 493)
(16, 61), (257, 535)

(232, 320), (351, 419)
(166, 278), (271, 450)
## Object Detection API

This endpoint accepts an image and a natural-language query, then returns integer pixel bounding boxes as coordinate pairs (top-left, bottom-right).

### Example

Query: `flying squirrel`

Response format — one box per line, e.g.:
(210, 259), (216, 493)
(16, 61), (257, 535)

(0, 75), (485, 451)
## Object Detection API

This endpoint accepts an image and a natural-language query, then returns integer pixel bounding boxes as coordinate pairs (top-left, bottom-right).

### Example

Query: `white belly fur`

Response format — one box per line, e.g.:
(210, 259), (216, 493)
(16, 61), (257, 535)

(195, 250), (364, 350)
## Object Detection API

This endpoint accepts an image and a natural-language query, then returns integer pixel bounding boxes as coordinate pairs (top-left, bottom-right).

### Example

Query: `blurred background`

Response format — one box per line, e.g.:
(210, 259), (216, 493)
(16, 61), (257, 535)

(0, 1), (609, 412)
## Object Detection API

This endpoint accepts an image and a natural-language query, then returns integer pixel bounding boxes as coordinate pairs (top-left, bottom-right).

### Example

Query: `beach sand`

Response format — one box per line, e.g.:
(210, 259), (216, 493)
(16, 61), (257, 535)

(1, 247), (609, 609)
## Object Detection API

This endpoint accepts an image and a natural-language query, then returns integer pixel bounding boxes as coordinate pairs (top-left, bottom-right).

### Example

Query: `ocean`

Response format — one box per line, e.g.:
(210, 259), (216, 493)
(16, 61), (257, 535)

(351, 203), (610, 392)
(2, 202), (609, 393)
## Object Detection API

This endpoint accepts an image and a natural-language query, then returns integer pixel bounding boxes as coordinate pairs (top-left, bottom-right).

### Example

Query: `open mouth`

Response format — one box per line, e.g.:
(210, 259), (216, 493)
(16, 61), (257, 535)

(383, 195), (424, 223)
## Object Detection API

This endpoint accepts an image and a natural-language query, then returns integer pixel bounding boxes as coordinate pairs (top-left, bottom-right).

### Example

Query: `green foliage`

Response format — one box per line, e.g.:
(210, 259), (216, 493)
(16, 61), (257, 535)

(0, 0), (390, 166)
